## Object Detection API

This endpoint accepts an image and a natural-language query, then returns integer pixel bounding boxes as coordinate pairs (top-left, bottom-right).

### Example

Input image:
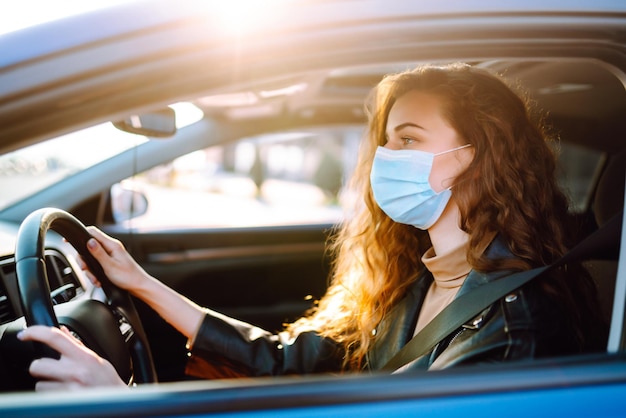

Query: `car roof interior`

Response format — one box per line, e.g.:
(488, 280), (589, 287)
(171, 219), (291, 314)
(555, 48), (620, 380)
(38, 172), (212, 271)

(192, 59), (626, 153)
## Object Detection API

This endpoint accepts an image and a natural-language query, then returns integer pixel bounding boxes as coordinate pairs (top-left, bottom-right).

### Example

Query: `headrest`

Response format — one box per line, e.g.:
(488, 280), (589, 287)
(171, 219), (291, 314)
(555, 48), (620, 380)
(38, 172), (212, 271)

(593, 148), (626, 227)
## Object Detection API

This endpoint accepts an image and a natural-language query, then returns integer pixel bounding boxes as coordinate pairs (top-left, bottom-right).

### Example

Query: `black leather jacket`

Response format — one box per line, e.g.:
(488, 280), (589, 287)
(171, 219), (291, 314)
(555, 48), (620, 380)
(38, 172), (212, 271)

(186, 238), (582, 378)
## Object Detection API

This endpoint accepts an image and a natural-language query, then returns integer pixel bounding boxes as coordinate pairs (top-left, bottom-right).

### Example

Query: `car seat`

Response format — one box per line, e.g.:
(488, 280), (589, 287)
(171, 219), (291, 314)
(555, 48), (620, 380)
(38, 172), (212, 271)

(585, 147), (625, 340)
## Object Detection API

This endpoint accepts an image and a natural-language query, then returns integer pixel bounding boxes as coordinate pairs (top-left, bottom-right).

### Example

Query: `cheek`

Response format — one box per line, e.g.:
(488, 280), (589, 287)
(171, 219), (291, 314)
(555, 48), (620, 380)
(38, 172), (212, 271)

(428, 162), (450, 193)
(428, 157), (468, 192)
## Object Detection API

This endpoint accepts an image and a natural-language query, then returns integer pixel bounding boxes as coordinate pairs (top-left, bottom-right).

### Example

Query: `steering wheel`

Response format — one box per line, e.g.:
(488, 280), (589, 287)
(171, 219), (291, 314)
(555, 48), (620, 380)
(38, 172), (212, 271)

(14, 208), (157, 384)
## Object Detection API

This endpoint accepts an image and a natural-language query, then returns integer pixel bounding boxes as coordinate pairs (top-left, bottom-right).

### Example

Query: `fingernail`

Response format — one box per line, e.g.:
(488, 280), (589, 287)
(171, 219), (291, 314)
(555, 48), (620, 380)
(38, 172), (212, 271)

(87, 238), (97, 249)
(17, 330), (25, 340)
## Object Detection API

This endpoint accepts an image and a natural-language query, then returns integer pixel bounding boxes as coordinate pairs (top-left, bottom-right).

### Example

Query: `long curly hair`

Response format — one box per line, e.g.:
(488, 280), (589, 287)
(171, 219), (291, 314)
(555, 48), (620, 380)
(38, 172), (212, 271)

(288, 63), (601, 370)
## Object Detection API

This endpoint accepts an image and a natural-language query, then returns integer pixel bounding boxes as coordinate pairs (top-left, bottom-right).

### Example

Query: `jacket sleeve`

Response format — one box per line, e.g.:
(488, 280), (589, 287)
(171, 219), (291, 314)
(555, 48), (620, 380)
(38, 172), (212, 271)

(185, 309), (344, 379)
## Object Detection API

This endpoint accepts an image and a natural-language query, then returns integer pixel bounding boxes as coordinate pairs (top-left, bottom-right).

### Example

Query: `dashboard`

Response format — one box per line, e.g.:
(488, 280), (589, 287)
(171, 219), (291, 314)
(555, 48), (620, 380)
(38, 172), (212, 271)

(0, 221), (91, 326)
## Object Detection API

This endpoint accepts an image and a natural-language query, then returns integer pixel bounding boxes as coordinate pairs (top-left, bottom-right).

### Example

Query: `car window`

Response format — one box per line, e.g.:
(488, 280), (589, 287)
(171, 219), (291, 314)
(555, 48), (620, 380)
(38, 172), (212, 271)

(113, 127), (603, 230)
(114, 126), (363, 229)
(0, 123), (147, 210)
(0, 102), (202, 212)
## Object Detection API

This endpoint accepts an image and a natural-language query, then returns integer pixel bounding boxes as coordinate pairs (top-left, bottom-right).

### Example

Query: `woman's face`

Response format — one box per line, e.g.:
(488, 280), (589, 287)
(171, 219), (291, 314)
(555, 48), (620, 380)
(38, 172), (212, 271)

(384, 90), (474, 192)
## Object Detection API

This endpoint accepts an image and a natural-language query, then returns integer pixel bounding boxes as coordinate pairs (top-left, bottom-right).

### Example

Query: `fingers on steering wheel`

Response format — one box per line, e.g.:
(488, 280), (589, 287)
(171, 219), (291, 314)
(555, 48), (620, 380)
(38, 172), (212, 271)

(75, 253), (101, 288)
(18, 326), (84, 358)
(85, 268), (101, 288)
(60, 325), (84, 346)
(29, 357), (72, 382)
(86, 227), (124, 256)
(34, 380), (82, 392)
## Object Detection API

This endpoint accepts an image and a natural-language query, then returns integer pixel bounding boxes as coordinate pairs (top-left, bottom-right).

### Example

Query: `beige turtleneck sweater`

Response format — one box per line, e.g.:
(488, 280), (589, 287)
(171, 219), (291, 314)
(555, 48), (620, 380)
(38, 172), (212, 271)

(413, 235), (471, 336)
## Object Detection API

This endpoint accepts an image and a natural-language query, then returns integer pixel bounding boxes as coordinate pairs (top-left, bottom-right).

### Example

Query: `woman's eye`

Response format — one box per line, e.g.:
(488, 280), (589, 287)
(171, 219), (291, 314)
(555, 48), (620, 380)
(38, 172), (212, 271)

(401, 137), (415, 145)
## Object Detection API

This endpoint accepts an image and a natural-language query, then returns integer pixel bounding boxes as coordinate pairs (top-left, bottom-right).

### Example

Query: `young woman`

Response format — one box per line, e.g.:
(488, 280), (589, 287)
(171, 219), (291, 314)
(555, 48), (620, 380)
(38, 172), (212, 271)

(19, 63), (605, 389)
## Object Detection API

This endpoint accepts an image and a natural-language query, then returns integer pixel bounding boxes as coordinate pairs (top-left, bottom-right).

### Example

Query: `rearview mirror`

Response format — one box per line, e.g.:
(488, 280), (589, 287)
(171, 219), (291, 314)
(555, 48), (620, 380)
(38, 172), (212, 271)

(113, 108), (176, 138)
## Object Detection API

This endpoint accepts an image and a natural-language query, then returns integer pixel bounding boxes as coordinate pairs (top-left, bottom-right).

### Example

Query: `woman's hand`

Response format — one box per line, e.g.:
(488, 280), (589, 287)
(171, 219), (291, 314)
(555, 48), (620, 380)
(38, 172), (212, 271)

(17, 326), (127, 391)
(79, 226), (150, 294)
(79, 227), (206, 341)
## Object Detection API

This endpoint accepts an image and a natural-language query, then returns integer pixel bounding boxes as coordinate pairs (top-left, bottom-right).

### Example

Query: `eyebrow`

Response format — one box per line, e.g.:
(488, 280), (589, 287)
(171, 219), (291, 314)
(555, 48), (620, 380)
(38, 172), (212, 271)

(393, 122), (427, 132)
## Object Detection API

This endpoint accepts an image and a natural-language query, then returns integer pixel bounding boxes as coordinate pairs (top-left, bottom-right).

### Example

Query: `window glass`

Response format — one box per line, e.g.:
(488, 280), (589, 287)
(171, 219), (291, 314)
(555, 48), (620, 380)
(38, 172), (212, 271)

(114, 129), (603, 230)
(0, 123), (146, 210)
(0, 102), (200, 211)
(117, 127), (363, 229)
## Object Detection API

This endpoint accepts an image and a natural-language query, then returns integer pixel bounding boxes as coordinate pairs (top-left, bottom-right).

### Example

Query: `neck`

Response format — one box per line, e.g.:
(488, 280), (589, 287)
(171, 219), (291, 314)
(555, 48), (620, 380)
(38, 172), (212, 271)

(427, 199), (468, 256)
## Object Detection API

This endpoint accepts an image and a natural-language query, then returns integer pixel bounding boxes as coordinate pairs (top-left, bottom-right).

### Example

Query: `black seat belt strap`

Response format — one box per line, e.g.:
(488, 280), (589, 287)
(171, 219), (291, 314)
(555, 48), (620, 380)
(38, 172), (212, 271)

(381, 213), (622, 373)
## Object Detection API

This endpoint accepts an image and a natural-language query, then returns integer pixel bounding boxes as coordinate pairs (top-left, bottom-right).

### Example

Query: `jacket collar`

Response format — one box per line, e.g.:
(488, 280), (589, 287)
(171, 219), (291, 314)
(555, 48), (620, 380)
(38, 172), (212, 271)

(455, 234), (516, 299)
(366, 234), (518, 370)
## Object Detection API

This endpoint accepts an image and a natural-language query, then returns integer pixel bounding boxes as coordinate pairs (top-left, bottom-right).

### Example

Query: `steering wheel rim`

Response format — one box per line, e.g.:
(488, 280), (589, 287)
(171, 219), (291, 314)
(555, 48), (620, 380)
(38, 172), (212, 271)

(14, 207), (157, 384)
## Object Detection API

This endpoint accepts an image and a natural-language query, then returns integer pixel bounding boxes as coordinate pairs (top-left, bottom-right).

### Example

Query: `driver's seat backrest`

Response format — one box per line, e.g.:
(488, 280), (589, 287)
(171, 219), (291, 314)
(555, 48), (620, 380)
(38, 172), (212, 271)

(593, 148), (626, 228)
(585, 147), (625, 327)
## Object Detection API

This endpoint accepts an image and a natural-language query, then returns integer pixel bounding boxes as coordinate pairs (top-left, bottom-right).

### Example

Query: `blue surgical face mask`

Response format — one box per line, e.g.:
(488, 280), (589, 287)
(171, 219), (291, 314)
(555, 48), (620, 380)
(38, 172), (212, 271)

(370, 144), (472, 230)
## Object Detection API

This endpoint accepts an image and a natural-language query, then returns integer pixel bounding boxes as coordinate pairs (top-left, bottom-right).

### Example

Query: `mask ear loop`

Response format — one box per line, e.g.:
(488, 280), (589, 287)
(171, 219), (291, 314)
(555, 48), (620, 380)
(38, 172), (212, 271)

(434, 144), (473, 191)
(433, 143), (473, 157)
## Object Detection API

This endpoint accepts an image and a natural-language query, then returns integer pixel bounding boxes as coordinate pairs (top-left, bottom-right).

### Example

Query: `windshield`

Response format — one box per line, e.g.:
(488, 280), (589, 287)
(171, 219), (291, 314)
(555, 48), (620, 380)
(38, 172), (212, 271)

(0, 123), (147, 210)
(0, 0), (139, 36)
(0, 101), (203, 211)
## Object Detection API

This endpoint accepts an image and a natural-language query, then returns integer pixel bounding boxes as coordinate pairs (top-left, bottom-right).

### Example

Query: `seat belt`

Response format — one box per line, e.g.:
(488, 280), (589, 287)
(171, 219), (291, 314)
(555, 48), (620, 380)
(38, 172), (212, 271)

(381, 212), (622, 373)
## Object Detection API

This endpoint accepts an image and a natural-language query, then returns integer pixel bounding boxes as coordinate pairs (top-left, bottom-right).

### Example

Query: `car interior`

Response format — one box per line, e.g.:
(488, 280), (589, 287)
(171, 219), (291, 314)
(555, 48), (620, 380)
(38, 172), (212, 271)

(0, 23), (624, 395)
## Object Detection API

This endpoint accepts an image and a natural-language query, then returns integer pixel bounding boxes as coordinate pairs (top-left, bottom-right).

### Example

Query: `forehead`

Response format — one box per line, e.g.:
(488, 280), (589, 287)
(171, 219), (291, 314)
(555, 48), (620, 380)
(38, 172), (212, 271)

(386, 91), (448, 130)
